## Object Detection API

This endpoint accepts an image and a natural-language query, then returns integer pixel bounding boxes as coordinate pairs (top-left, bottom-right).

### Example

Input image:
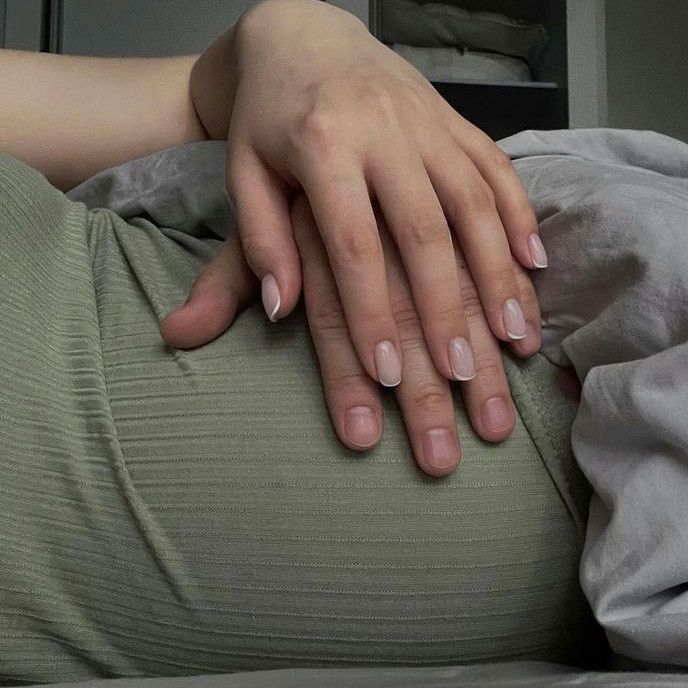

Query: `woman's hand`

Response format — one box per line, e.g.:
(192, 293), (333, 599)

(290, 192), (542, 477)
(162, 0), (547, 390)
(162, 191), (543, 478)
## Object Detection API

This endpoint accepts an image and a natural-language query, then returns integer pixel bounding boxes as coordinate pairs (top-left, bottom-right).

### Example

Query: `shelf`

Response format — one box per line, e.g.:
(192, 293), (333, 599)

(429, 78), (560, 89)
(431, 80), (569, 140)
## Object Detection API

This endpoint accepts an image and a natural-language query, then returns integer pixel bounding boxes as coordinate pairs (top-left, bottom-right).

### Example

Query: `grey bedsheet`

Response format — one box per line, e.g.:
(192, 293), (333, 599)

(66, 128), (688, 673)
(500, 129), (688, 670)
(21, 660), (688, 688)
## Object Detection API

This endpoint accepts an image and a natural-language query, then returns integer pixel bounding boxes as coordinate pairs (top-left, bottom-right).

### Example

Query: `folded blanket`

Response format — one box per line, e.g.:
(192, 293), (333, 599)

(379, 0), (549, 69)
(68, 128), (688, 671)
(391, 44), (532, 83)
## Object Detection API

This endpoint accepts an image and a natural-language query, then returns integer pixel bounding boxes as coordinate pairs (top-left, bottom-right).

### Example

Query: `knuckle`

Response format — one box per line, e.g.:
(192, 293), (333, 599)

(487, 264), (518, 296)
(458, 281), (484, 321)
(472, 353), (504, 383)
(409, 384), (449, 413)
(292, 103), (339, 155)
(486, 145), (513, 172)
(323, 367), (368, 393)
(430, 298), (465, 327)
(333, 229), (381, 265)
(399, 81), (427, 111)
(309, 295), (347, 335)
(361, 84), (398, 125)
(407, 205), (449, 246)
(391, 301), (421, 333)
(454, 178), (495, 215)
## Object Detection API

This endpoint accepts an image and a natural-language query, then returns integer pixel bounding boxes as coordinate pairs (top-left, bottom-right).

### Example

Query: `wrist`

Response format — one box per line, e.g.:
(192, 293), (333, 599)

(189, 0), (367, 142)
(189, 20), (242, 141)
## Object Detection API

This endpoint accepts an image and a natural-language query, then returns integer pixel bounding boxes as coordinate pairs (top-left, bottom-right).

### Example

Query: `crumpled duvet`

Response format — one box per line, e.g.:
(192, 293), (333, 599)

(68, 127), (688, 670)
(500, 129), (688, 670)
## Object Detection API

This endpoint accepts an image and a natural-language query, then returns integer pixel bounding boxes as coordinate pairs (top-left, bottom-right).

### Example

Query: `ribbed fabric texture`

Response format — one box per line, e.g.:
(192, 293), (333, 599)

(0, 152), (596, 686)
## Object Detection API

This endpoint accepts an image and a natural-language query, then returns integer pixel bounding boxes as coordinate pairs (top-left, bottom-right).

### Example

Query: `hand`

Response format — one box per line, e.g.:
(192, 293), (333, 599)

(161, 0), (547, 391)
(159, 230), (259, 349)
(160, 193), (541, 477)
(289, 191), (541, 477)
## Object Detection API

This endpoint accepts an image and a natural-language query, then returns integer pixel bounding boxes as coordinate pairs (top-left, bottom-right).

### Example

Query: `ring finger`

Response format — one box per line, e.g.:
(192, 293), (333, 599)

(420, 135), (528, 344)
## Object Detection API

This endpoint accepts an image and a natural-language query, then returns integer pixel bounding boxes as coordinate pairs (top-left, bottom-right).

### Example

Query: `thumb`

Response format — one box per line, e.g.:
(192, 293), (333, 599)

(227, 144), (302, 323)
(160, 231), (258, 350)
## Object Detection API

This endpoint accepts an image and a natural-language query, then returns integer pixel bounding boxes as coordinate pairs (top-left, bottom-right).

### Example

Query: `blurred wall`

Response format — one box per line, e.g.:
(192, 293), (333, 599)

(605, 0), (688, 142)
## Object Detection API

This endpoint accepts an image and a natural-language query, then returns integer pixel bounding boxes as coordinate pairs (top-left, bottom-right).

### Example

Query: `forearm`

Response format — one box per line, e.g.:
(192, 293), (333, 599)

(0, 1), (355, 193)
(0, 48), (213, 192)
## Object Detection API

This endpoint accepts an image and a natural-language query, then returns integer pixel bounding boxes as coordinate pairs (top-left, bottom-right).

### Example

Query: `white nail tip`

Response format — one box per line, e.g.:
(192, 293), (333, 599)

(528, 233), (549, 269)
(261, 273), (281, 323)
(269, 296), (280, 322)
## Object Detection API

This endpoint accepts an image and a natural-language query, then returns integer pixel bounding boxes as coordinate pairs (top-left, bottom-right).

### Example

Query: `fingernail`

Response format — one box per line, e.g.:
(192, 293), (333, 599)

(422, 427), (459, 470)
(503, 298), (527, 340)
(261, 273), (281, 322)
(344, 406), (379, 447)
(528, 233), (548, 268)
(449, 336), (476, 381)
(481, 396), (513, 434)
(374, 340), (402, 387)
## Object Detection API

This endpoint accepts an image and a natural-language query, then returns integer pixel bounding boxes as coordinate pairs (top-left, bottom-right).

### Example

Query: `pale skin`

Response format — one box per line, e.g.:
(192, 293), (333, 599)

(0, 0), (548, 477)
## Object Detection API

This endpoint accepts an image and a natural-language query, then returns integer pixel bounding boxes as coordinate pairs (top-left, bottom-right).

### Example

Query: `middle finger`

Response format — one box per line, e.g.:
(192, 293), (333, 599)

(374, 205), (462, 478)
(366, 138), (478, 384)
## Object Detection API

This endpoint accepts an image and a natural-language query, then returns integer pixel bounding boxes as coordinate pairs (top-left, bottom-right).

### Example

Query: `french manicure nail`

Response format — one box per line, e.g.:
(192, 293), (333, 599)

(374, 340), (401, 387)
(528, 233), (548, 268)
(261, 273), (281, 322)
(344, 406), (379, 447)
(503, 298), (527, 340)
(481, 396), (513, 434)
(449, 336), (476, 381)
(422, 427), (459, 470)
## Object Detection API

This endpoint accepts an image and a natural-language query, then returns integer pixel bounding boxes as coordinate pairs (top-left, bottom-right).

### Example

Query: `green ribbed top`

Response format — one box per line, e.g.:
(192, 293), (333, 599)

(0, 151), (597, 686)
